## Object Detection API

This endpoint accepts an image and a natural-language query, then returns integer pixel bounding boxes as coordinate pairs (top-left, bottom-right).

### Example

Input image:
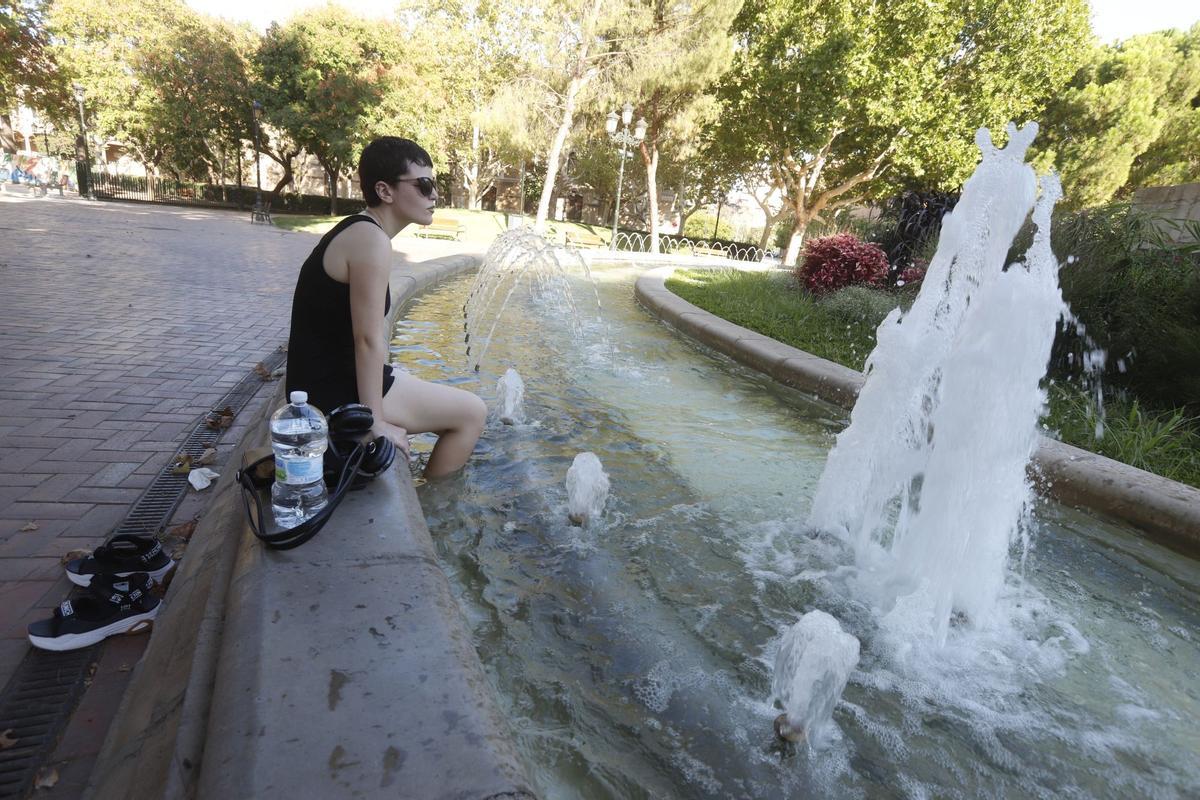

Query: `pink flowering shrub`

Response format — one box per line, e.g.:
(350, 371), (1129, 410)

(796, 234), (889, 295)
(896, 261), (927, 287)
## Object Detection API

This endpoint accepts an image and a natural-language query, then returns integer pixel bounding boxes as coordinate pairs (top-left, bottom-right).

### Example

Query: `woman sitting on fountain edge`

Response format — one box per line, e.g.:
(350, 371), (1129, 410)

(285, 136), (487, 478)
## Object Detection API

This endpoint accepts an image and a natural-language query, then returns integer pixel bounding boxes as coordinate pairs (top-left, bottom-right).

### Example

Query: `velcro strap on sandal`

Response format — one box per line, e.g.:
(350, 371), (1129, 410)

(140, 540), (163, 563)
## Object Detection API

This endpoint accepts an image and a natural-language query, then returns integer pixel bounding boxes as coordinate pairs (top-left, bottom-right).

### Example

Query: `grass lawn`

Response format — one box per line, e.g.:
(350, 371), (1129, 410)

(665, 268), (910, 371)
(273, 206), (614, 248)
(665, 268), (1200, 488)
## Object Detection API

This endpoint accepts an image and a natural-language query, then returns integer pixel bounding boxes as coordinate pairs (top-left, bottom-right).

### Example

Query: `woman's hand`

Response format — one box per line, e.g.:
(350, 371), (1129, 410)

(373, 421), (411, 459)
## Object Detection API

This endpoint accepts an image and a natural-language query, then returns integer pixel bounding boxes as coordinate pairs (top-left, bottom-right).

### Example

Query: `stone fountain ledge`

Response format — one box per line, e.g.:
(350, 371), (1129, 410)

(88, 253), (536, 800)
(635, 265), (1200, 553)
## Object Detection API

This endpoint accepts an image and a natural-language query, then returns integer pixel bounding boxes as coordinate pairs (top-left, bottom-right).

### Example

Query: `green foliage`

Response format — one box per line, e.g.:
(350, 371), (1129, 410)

(665, 269), (905, 371)
(666, 268), (1199, 486)
(48, 0), (255, 178)
(683, 210), (732, 241)
(1127, 23), (1200, 190)
(1, 0), (64, 115)
(1045, 384), (1200, 488)
(1049, 203), (1200, 413)
(255, 5), (444, 213)
(1035, 26), (1200, 207)
(716, 0), (1090, 260)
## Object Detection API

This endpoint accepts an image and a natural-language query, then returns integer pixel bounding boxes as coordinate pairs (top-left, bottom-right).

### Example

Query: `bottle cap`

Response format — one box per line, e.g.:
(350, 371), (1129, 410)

(289, 390), (308, 405)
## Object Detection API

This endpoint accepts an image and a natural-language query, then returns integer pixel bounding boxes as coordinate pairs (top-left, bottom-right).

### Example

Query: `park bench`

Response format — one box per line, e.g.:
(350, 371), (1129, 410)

(250, 200), (273, 225)
(415, 215), (465, 240)
(564, 228), (607, 249)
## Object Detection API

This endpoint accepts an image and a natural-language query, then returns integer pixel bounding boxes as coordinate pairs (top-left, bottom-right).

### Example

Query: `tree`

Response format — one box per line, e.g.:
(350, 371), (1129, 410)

(48, 0), (255, 182)
(256, 5), (442, 215)
(1126, 24), (1200, 191)
(399, 0), (523, 210)
(2, 0), (65, 141)
(1036, 28), (1199, 207)
(627, 0), (741, 252)
(718, 0), (1090, 266)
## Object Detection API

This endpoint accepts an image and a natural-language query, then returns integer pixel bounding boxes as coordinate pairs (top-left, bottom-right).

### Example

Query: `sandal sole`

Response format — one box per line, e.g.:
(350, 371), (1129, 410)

(27, 607), (159, 652)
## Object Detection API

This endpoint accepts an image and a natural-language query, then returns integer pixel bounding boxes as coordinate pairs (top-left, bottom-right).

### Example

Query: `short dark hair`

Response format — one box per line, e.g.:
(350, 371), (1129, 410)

(358, 137), (433, 206)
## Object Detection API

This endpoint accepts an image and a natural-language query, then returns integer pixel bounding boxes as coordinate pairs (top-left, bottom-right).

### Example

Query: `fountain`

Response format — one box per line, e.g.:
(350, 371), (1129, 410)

(396, 122), (1200, 798)
(565, 451), (609, 526)
(496, 367), (526, 425)
(808, 123), (1067, 647)
(772, 610), (860, 746)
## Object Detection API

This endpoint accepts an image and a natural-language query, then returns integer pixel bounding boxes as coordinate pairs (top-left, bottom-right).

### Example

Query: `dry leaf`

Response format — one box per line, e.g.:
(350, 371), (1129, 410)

(165, 519), (198, 541)
(19, 521), (38, 532)
(0, 729), (17, 749)
(255, 362), (284, 381)
(204, 406), (235, 430)
(197, 447), (218, 466)
(169, 454), (192, 474)
(34, 766), (58, 789)
(59, 548), (91, 566)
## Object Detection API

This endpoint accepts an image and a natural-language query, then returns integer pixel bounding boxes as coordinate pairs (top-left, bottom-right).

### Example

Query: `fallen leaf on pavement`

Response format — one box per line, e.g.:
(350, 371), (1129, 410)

(196, 447), (218, 466)
(19, 521), (39, 532)
(169, 454), (192, 474)
(165, 519), (198, 541)
(34, 767), (58, 789)
(0, 729), (17, 749)
(59, 548), (91, 566)
(254, 362), (285, 381)
(204, 406), (235, 430)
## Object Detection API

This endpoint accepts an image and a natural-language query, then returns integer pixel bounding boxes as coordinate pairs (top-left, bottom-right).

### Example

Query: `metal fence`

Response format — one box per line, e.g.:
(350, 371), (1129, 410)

(91, 172), (226, 205)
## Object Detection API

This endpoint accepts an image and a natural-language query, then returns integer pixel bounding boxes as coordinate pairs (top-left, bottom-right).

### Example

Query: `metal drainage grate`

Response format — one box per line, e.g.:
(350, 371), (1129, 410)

(112, 345), (287, 538)
(0, 346), (287, 799)
(0, 646), (100, 799)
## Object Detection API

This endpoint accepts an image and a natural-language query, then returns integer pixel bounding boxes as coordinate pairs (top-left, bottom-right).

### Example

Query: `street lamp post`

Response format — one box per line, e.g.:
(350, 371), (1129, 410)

(605, 102), (647, 251)
(250, 100), (270, 224)
(72, 83), (92, 199)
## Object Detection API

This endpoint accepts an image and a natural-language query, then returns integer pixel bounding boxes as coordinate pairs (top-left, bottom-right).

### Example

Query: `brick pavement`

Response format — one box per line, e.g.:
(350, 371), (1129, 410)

(0, 192), (474, 797)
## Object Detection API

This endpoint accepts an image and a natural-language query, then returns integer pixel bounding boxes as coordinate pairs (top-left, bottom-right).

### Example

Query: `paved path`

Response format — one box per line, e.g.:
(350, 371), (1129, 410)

(0, 192), (474, 796)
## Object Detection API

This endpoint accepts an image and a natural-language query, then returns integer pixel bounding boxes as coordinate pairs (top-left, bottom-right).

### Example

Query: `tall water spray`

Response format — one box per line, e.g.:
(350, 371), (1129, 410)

(463, 228), (601, 372)
(808, 123), (1066, 646)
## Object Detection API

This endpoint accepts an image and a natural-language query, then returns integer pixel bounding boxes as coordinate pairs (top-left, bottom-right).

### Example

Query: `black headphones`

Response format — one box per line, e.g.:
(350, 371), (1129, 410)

(237, 404), (398, 550)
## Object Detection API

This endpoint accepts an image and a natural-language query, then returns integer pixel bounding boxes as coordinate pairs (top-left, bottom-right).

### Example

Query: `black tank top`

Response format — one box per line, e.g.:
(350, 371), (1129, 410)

(285, 214), (393, 415)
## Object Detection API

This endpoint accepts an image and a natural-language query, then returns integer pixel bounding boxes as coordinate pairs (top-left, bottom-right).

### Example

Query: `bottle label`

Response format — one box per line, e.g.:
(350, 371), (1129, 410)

(274, 453), (324, 485)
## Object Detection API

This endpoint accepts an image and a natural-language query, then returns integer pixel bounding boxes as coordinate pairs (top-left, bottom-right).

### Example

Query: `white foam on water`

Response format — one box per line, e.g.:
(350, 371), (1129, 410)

(772, 610), (861, 748)
(496, 367), (526, 425)
(565, 452), (610, 526)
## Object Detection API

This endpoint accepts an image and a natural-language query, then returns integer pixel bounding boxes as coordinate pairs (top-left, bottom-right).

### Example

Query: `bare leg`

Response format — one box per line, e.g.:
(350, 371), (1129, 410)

(382, 372), (487, 478)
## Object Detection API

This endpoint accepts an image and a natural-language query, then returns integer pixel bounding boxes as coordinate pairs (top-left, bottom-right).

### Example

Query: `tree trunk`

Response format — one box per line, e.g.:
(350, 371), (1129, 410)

(644, 144), (661, 254)
(326, 166), (339, 216)
(784, 212), (812, 267)
(271, 159), (294, 199)
(758, 223), (774, 252)
(534, 0), (603, 233)
(534, 76), (582, 232)
(466, 123), (481, 210)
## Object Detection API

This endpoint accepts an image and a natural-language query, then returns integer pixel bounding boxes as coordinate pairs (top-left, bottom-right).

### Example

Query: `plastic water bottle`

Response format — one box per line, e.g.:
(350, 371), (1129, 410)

(270, 391), (329, 529)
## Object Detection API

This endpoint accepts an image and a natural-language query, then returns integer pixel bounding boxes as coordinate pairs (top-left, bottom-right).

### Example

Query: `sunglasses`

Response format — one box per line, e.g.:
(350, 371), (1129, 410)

(394, 176), (437, 199)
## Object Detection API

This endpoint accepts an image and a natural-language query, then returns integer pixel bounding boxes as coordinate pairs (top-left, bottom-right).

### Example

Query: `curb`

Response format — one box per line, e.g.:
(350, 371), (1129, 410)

(88, 253), (535, 799)
(636, 266), (1200, 553)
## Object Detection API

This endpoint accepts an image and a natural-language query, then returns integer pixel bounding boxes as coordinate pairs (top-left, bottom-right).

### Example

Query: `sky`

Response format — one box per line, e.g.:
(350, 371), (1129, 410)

(186, 0), (1198, 42)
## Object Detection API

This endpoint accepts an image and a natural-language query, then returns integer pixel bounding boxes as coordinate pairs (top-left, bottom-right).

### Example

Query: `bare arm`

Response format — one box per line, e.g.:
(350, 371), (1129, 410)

(346, 229), (408, 452)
